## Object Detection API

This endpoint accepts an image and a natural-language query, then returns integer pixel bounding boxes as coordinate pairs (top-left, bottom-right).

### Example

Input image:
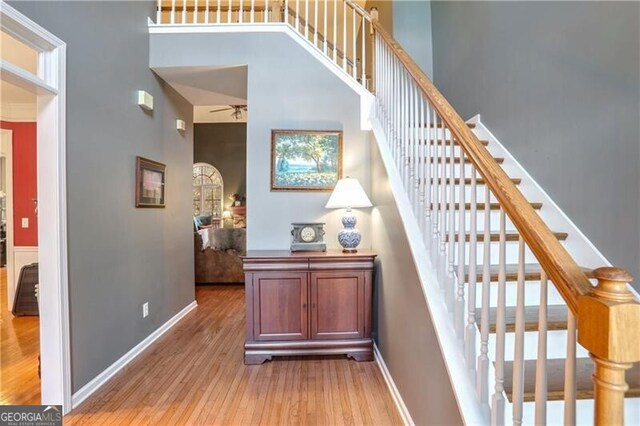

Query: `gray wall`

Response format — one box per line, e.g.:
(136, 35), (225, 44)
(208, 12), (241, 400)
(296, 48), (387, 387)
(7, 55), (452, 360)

(194, 123), (247, 210)
(151, 32), (371, 250)
(370, 138), (462, 425)
(365, 0), (434, 78)
(432, 1), (640, 284)
(11, 1), (195, 391)
(392, 0), (433, 78)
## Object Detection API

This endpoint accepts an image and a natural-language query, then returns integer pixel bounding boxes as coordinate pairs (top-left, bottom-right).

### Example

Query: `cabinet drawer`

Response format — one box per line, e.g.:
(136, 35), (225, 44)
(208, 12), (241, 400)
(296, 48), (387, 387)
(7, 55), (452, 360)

(252, 272), (308, 341)
(310, 271), (365, 340)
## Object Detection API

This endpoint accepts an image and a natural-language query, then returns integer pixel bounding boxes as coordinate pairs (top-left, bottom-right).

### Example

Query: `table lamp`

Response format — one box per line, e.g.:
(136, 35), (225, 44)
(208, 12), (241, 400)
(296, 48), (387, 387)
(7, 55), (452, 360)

(325, 177), (372, 253)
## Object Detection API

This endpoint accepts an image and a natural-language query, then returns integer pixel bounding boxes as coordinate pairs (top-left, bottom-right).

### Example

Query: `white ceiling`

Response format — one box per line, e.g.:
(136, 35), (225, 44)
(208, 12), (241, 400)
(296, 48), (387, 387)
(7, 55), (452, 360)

(153, 65), (248, 106)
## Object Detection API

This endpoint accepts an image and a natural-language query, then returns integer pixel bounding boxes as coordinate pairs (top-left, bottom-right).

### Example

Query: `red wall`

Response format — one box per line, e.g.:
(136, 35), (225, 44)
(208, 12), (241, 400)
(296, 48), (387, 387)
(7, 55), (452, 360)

(1, 121), (38, 247)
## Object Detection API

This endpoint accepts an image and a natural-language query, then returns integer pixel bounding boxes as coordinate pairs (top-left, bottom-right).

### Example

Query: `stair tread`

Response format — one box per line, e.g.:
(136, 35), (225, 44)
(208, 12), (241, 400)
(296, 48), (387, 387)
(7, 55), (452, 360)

(445, 231), (567, 242)
(426, 122), (476, 129)
(461, 263), (594, 283)
(430, 202), (543, 210)
(502, 358), (640, 402)
(431, 177), (522, 185)
(425, 157), (504, 164)
(429, 139), (489, 146)
(476, 305), (569, 333)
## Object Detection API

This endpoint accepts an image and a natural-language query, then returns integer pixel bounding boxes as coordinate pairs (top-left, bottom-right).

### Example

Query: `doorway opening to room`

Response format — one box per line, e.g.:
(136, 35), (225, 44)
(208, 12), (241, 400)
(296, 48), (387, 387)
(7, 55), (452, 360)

(0, 32), (41, 407)
(0, 4), (70, 411)
(152, 65), (248, 287)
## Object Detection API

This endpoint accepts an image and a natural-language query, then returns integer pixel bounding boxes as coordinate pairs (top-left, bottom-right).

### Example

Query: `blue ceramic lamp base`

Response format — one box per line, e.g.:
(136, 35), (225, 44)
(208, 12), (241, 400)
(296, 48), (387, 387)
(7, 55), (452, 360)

(338, 208), (361, 253)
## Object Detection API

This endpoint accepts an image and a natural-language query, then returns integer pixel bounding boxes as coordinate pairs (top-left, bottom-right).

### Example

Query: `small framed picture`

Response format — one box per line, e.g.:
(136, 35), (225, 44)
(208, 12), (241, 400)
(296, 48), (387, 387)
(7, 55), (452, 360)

(271, 130), (343, 191)
(135, 156), (166, 208)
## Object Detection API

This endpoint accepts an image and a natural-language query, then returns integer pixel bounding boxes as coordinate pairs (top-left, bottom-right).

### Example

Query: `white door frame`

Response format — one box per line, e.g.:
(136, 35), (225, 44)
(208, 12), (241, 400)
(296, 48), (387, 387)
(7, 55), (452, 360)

(0, 129), (14, 307)
(0, 2), (71, 413)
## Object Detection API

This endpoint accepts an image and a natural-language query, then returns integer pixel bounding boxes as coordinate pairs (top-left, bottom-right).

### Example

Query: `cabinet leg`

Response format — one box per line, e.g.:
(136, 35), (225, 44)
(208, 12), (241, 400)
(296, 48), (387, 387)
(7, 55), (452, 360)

(347, 351), (374, 362)
(244, 354), (272, 365)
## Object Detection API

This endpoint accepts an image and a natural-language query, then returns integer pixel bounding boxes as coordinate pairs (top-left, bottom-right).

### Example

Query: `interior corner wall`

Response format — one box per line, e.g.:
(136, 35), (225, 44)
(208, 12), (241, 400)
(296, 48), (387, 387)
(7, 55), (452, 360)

(193, 123), (247, 211)
(9, 1), (196, 392)
(369, 136), (462, 425)
(150, 32), (371, 251)
(365, 0), (434, 79)
(432, 1), (640, 285)
(0, 121), (38, 246)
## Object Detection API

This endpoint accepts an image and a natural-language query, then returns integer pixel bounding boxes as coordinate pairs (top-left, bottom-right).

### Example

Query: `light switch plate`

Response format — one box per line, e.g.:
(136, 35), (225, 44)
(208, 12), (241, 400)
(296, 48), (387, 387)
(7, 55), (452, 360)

(21, 218), (29, 228)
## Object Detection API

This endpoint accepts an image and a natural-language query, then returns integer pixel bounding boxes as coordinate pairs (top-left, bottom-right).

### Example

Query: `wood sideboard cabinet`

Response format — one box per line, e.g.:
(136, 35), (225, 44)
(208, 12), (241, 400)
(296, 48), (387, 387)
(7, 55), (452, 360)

(242, 250), (376, 365)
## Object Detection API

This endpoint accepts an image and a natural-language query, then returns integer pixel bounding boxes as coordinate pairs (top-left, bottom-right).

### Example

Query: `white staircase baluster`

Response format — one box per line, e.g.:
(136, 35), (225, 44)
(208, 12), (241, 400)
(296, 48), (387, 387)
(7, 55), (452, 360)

(406, 79), (413, 200)
(342, 1), (346, 70)
(512, 237), (526, 425)
(251, 0), (255, 23)
(216, 0), (221, 23)
(491, 209), (507, 426)
(535, 269), (548, 425)
(432, 117), (442, 267)
(413, 84), (420, 219)
(238, 0), (243, 23)
(284, 0), (288, 24)
(323, 0), (327, 54)
(477, 187), (491, 402)
(465, 167), (478, 368)
(205, 0), (210, 24)
(171, 0), (176, 24)
(351, 8), (356, 78)
(182, 0), (187, 24)
(228, 0), (232, 23)
(564, 311), (577, 426)
(424, 101), (432, 248)
(361, 14), (366, 87)
(157, 0), (162, 24)
(446, 122), (456, 313)
(454, 147), (466, 339)
(264, 0), (269, 22)
(438, 123), (447, 286)
(194, 0), (199, 23)
(333, 0), (337, 62)
(314, 0), (318, 46)
(418, 95), (426, 235)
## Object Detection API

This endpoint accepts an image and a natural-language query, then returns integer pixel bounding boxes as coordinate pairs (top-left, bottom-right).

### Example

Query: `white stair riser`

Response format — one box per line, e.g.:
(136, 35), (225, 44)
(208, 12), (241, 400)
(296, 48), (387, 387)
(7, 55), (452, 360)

(485, 330), (589, 361)
(468, 281), (566, 308)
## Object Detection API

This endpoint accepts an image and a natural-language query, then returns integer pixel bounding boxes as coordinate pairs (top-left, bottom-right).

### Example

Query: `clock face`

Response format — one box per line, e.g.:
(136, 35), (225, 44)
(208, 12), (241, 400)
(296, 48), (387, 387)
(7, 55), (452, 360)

(300, 226), (317, 242)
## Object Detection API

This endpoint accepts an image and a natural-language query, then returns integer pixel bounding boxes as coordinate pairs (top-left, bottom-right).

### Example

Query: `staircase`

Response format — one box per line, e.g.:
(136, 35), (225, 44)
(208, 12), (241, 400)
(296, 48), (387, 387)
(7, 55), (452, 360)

(152, 1), (640, 424)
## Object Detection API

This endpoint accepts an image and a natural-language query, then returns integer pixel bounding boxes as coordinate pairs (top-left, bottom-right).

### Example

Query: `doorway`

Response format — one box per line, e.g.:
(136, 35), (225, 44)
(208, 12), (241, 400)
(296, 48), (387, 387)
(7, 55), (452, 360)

(0, 3), (70, 411)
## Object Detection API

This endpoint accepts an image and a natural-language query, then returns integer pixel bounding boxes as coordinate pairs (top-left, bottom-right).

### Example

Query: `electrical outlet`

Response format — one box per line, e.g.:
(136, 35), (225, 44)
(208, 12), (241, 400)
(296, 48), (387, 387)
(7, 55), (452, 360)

(142, 302), (149, 318)
(21, 218), (29, 228)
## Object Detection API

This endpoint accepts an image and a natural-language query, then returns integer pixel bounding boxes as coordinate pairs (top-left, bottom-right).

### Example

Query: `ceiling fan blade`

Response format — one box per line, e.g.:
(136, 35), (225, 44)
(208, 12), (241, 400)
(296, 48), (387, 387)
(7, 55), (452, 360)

(209, 107), (231, 113)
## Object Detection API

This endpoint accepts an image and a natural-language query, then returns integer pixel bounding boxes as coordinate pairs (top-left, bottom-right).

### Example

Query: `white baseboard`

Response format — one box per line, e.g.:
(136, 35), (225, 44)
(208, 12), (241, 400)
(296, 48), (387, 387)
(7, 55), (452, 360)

(373, 343), (415, 426)
(71, 300), (198, 409)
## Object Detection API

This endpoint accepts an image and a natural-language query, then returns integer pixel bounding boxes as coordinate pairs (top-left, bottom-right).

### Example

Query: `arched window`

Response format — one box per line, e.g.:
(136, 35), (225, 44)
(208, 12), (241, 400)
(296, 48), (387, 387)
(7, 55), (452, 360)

(193, 163), (223, 223)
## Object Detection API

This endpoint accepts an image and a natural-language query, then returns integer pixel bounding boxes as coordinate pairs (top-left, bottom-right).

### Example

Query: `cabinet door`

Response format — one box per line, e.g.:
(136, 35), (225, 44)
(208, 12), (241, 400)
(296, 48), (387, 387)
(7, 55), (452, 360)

(310, 271), (365, 340)
(252, 272), (308, 341)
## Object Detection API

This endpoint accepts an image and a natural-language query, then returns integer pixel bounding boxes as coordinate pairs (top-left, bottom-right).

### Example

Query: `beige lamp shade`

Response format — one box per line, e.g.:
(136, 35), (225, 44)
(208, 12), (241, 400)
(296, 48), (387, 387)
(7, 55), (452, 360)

(222, 210), (233, 219)
(325, 177), (372, 209)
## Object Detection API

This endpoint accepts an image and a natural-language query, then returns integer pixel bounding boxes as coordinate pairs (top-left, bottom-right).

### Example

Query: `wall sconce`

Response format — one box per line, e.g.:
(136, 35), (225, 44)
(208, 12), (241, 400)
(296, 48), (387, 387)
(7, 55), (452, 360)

(136, 90), (154, 111)
(176, 119), (186, 132)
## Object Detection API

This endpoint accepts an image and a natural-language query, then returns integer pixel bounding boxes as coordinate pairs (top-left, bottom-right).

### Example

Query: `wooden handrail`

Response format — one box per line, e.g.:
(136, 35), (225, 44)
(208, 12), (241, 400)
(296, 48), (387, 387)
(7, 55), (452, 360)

(371, 20), (593, 314)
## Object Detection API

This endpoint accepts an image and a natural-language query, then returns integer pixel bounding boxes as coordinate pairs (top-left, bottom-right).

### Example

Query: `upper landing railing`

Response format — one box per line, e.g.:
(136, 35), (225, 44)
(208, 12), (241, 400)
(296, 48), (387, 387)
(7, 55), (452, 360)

(155, 0), (374, 89)
(154, 2), (640, 424)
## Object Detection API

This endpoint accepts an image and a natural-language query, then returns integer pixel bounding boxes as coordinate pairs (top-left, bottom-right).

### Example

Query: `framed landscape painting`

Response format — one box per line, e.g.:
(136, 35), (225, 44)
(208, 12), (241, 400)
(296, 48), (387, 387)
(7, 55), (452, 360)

(271, 130), (343, 191)
(135, 156), (166, 208)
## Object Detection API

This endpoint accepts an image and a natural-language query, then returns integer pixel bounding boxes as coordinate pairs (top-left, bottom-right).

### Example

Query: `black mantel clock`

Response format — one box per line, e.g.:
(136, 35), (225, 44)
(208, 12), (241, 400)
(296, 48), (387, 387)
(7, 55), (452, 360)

(290, 222), (326, 252)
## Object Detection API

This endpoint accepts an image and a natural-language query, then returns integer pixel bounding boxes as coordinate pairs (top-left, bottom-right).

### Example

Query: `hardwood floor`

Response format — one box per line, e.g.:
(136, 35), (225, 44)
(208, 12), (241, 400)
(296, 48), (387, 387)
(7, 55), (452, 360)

(65, 285), (402, 425)
(0, 267), (41, 405)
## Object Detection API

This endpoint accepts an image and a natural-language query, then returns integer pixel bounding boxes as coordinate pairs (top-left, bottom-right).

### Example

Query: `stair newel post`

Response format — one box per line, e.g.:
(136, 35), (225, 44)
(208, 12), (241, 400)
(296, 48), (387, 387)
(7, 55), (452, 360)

(578, 267), (640, 426)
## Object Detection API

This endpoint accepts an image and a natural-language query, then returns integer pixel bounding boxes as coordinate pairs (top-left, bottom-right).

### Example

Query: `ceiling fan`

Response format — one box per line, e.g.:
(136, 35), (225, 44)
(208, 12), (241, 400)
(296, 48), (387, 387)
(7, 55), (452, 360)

(209, 105), (247, 120)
